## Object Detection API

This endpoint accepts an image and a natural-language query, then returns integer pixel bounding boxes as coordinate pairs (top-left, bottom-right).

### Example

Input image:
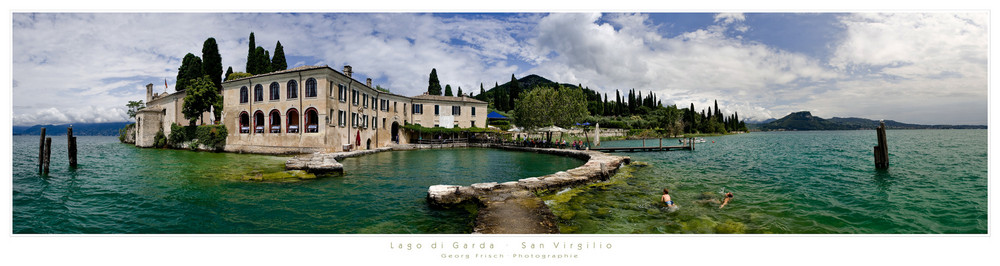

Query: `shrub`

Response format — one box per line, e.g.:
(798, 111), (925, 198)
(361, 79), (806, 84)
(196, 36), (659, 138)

(167, 123), (189, 147)
(195, 124), (227, 151)
(226, 72), (253, 80)
(118, 123), (135, 143)
(153, 130), (167, 148)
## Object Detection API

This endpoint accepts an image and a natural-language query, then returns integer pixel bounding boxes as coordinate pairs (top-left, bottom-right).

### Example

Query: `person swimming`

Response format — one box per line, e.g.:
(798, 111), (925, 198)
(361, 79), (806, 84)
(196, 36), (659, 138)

(661, 188), (675, 207)
(719, 192), (734, 209)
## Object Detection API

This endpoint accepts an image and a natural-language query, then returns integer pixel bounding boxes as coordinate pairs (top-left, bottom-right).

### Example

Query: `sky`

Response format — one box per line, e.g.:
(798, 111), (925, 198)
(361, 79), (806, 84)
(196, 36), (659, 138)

(10, 12), (989, 126)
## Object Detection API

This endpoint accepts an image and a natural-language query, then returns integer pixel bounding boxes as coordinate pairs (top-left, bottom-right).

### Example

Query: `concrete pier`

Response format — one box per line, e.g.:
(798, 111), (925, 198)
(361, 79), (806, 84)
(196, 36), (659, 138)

(285, 147), (392, 174)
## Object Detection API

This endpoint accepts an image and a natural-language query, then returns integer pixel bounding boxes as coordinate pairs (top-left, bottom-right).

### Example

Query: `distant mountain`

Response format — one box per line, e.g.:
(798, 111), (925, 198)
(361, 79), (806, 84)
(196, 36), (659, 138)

(759, 111), (986, 131)
(13, 122), (132, 136)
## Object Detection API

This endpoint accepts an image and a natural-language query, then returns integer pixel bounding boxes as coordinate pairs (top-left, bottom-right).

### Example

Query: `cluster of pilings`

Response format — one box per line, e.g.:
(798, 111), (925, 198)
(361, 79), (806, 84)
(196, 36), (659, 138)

(37, 126), (78, 176)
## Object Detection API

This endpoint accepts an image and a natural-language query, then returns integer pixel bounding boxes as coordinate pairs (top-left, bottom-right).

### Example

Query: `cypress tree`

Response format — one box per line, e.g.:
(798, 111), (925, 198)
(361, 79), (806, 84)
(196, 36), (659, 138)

(224, 66), (234, 81)
(444, 84), (453, 96)
(201, 37), (223, 91)
(615, 90), (622, 116)
(246, 32), (256, 74)
(262, 49), (271, 73)
(427, 68), (442, 95)
(480, 83), (485, 96)
(176, 53), (204, 92)
(457, 86), (463, 97)
(508, 74), (521, 110)
(271, 41), (287, 71)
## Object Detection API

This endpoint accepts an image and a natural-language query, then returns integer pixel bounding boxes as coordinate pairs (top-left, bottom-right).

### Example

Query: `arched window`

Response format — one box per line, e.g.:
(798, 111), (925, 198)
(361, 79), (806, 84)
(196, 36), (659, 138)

(254, 111), (265, 133)
(305, 108), (319, 133)
(239, 112), (250, 133)
(254, 84), (264, 102)
(287, 108), (300, 133)
(287, 80), (298, 99)
(240, 86), (249, 103)
(305, 78), (317, 97)
(269, 82), (280, 100)
(269, 109), (282, 133)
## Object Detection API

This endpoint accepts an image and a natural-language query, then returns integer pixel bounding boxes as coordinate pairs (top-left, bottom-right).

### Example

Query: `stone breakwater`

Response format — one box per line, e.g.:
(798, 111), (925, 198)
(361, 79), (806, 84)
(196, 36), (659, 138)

(285, 147), (393, 174)
(427, 145), (630, 234)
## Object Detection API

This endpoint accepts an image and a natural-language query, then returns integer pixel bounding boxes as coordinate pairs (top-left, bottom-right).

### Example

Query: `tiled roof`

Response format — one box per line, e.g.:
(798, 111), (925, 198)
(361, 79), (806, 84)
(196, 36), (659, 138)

(223, 65), (329, 83)
(411, 94), (487, 104)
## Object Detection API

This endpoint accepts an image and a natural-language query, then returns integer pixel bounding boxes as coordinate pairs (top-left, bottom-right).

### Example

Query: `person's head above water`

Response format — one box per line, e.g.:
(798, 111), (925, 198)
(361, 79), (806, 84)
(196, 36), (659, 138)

(726, 192), (734, 198)
(663, 188), (670, 195)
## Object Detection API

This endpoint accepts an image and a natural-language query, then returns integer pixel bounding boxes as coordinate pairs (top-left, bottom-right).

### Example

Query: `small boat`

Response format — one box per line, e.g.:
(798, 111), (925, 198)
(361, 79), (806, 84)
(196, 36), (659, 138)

(679, 138), (707, 144)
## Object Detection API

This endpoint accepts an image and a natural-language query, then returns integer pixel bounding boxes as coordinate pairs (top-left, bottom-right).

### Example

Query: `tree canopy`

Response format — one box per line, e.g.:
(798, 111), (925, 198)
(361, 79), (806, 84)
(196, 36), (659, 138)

(201, 37), (222, 91)
(126, 100), (145, 120)
(427, 68), (442, 95)
(224, 66), (234, 81)
(444, 84), (453, 96)
(271, 41), (287, 72)
(512, 85), (588, 130)
(181, 76), (220, 125)
(175, 53), (204, 91)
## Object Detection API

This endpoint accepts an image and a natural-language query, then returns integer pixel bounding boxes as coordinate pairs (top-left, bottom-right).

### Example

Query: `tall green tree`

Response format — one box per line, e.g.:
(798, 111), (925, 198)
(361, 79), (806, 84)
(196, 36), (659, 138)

(271, 41), (287, 71)
(508, 74), (521, 111)
(250, 46), (270, 75)
(224, 66), (234, 81)
(444, 84), (453, 96)
(427, 68), (442, 95)
(182, 76), (220, 125)
(262, 49), (272, 73)
(176, 53), (204, 92)
(126, 100), (145, 120)
(512, 85), (588, 130)
(457, 86), (463, 97)
(480, 83), (485, 96)
(201, 37), (223, 91)
(246, 32), (257, 74)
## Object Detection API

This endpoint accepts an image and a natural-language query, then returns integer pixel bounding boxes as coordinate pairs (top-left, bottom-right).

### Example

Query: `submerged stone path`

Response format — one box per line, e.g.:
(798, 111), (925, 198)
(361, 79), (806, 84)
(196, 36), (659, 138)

(427, 145), (630, 234)
(284, 144), (630, 234)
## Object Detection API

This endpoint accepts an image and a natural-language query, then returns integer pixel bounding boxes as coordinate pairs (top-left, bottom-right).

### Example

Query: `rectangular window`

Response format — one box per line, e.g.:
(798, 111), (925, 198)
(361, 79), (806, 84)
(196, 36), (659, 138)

(434, 105), (439, 115)
(351, 113), (357, 128)
(362, 114), (368, 128)
(352, 90), (359, 105)
(372, 116), (377, 129)
(363, 93), (368, 108)
(338, 110), (346, 127)
(472, 107), (476, 116)
(372, 96), (377, 110)
(338, 84), (347, 102)
(452, 106), (461, 116)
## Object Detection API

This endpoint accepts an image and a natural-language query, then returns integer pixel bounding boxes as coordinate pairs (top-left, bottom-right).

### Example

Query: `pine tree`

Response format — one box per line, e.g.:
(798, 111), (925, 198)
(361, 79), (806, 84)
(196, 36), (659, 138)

(427, 68), (442, 95)
(176, 53), (204, 92)
(224, 66), (234, 81)
(246, 32), (256, 74)
(271, 41), (287, 71)
(480, 83), (485, 96)
(714, 100), (722, 123)
(201, 37), (223, 91)
(262, 49), (271, 73)
(457, 86), (463, 97)
(615, 90), (622, 116)
(444, 84), (453, 96)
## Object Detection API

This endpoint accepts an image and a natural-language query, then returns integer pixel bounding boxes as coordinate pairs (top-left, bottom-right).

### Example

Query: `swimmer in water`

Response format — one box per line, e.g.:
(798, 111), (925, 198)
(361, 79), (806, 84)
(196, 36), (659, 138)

(661, 188), (675, 208)
(720, 192), (734, 209)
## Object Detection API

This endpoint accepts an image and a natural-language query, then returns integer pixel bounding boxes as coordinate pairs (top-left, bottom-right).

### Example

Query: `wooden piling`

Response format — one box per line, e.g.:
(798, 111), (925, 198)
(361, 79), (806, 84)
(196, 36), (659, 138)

(874, 121), (889, 169)
(68, 126), (77, 168)
(43, 137), (52, 175)
(38, 127), (46, 173)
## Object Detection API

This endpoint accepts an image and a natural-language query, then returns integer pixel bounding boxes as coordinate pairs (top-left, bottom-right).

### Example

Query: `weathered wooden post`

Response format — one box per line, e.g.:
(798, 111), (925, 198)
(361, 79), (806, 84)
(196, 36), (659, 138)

(68, 126), (77, 168)
(38, 127), (46, 173)
(874, 121), (889, 169)
(43, 137), (52, 175)
(642, 138), (645, 147)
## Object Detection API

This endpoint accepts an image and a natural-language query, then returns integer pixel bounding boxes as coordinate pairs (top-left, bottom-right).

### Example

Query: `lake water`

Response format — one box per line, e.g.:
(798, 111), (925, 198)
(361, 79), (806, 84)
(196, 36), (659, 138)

(11, 130), (987, 234)
(548, 130), (987, 234)
(11, 136), (583, 233)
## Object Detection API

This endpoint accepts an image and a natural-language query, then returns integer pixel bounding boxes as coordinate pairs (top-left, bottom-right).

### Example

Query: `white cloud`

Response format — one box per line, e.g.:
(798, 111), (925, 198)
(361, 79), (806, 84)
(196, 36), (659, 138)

(714, 13), (745, 25)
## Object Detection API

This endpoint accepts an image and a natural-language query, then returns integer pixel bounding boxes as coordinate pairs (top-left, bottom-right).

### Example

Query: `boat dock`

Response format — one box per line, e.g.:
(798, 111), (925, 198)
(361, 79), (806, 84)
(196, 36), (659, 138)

(589, 138), (696, 152)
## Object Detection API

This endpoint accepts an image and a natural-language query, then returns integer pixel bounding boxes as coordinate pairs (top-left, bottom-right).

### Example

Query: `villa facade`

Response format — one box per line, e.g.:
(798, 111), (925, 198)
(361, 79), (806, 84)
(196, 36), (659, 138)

(218, 65), (487, 154)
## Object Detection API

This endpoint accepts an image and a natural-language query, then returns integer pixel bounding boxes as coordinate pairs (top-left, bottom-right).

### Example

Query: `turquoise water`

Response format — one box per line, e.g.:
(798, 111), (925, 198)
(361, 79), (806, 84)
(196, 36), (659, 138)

(11, 136), (583, 233)
(550, 130), (987, 234)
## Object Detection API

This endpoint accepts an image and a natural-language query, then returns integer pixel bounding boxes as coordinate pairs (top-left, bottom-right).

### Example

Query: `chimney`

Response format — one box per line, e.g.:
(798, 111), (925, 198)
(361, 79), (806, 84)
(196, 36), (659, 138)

(343, 65), (353, 78)
(366, 78), (372, 88)
(146, 83), (154, 103)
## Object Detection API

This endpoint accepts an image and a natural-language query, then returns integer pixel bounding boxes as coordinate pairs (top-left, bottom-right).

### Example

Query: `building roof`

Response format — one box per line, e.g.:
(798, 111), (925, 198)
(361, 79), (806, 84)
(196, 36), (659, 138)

(222, 65), (329, 83)
(411, 94), (487, 104)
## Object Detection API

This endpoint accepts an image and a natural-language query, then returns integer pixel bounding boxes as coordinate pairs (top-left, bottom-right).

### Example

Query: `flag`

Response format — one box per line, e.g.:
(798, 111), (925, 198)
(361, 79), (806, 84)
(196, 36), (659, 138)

(164, 79), (168, 90)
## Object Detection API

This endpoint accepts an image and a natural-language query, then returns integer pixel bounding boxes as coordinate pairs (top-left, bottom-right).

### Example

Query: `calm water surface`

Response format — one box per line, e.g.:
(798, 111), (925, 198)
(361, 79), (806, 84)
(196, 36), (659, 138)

(12, 136), (582, 233)
(548, 130), (987, 234)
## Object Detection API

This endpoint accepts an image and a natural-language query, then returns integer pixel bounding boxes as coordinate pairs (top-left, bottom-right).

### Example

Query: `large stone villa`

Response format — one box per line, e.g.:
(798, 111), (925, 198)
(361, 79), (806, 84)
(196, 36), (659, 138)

(135, 65), (487, 153)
